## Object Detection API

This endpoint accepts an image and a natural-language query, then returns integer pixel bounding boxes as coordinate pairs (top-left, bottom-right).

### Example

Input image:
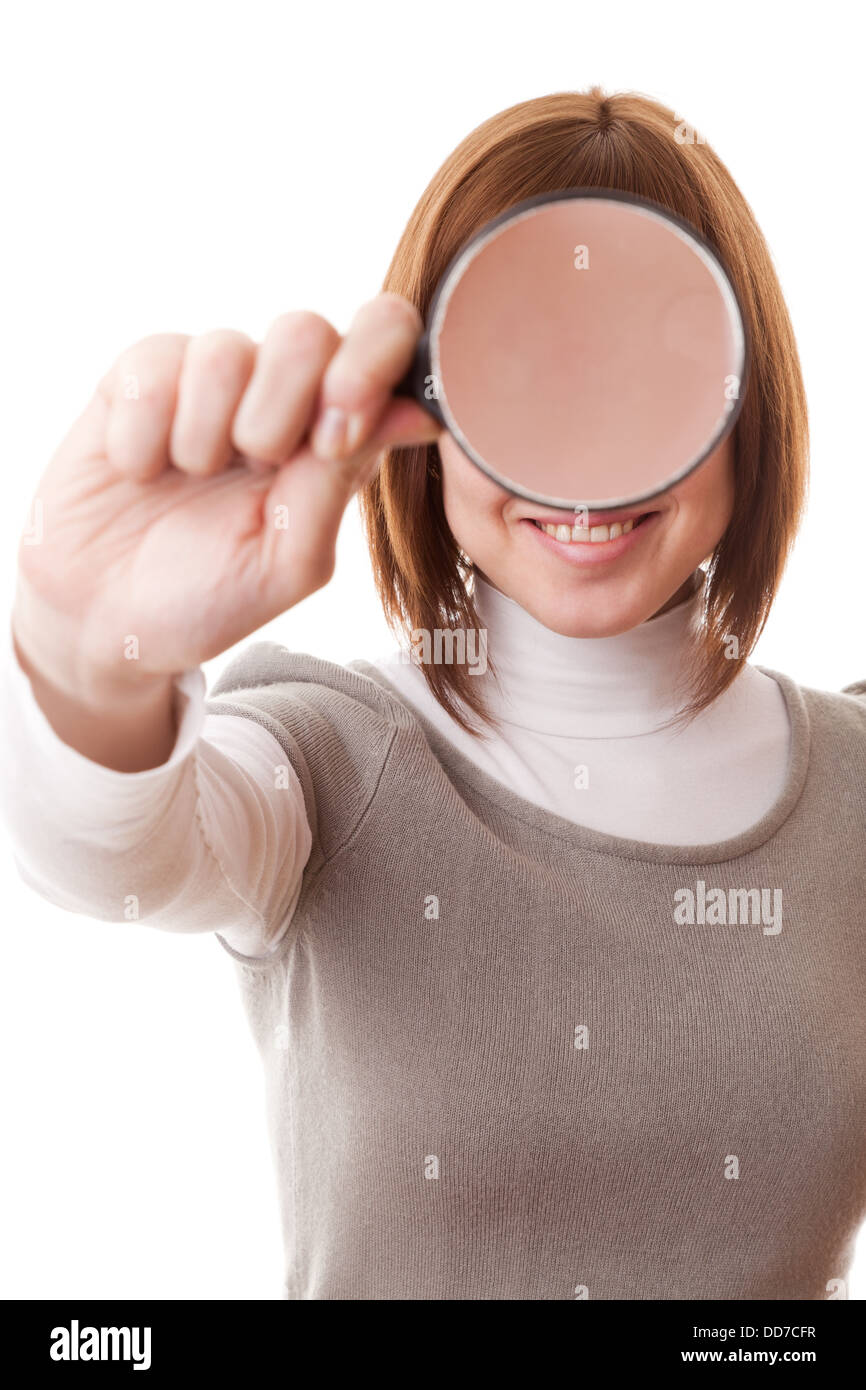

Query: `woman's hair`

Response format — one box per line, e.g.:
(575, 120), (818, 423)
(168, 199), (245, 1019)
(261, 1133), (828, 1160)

(360, 87), (809, 731)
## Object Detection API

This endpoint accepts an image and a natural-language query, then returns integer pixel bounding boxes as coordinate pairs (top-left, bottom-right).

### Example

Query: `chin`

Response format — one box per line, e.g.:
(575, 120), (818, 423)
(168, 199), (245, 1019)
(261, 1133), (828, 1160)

(500, 571), (664, 638)
(504, 588), (640, 638)
(539, 604), (649, 639)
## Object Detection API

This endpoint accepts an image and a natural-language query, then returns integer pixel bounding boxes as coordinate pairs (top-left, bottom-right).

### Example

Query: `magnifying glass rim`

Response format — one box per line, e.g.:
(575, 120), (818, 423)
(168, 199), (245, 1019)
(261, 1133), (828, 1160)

(427, 186), (750, 514)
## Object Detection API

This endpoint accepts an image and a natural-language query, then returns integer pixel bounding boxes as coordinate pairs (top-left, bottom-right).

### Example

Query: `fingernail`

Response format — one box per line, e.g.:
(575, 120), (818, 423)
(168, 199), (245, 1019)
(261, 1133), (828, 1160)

(313, 406), (347, 458)
(344, 410), (368, 453)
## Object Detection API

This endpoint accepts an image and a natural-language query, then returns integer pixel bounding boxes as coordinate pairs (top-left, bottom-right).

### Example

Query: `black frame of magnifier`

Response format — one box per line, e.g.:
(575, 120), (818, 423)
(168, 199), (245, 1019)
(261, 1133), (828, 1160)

(393, 186), (751, 514)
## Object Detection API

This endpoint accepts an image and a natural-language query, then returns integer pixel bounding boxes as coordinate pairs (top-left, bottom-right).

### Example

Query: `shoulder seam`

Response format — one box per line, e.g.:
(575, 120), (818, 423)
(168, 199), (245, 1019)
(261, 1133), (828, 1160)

(319, 721), (399, 869)
(221, 721), (400, 973)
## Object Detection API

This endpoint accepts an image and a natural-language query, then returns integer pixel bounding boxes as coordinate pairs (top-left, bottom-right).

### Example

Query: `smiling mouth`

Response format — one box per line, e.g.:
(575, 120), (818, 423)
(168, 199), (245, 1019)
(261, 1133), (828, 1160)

(528, 513), (654, 545)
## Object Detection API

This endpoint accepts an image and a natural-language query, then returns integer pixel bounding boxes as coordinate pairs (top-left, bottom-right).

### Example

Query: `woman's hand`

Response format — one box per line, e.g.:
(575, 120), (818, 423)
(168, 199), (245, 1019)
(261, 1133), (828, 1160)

(11, 295), (437, 769)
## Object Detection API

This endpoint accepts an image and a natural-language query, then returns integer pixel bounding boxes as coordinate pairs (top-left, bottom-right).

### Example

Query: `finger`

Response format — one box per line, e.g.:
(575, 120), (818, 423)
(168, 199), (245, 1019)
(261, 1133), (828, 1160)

(254, 401), (441, 615)
(294, 399), (440, 507)
(254, 448), (349, 614)
(102, 334), (189, 481)
(169, 330), (256, 475)
(253, 404), (439, 617)
(310, 397), (441, 498)
(364, 396), (441, 452)
(231, 311), (340, 465)
(308, 293), (424, 462)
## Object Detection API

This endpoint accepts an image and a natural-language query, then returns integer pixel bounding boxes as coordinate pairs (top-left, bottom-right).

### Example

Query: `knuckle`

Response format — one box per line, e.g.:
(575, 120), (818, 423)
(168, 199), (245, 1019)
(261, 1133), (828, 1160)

(325, 354), (379, 396)
(110, 333), (187, 407)
(266, 310), (339, 360)
(327, 296), (422, 402)
(115, 370), (172, 414)
(124, 331), (189, 359)
(186, 329), (253, 387)
(358, 292), (422, 337)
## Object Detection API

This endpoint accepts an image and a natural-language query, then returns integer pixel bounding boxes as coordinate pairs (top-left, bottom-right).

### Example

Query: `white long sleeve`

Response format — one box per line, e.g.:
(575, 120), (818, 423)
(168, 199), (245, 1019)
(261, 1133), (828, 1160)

(0, 624), (312, 958)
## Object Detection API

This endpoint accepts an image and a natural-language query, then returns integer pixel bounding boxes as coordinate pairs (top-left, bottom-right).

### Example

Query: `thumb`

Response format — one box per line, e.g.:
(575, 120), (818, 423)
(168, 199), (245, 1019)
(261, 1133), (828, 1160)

(333, 395), (442, 494)
(255, 399), (441, 613)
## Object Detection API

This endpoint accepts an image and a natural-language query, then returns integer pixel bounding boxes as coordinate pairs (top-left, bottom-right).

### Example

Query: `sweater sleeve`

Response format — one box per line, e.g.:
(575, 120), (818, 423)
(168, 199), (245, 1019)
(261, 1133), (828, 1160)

(0, 625), (312, 958)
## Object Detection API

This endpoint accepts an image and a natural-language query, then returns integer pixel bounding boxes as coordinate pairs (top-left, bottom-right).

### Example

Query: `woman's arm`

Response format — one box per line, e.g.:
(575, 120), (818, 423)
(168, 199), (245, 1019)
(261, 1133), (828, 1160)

(1, 628), (312, 957)
(3, 300), (435, 953)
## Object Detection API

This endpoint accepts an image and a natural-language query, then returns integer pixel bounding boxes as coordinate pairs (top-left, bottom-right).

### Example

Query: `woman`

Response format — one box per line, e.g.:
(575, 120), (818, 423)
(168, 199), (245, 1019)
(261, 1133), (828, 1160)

(4, 87), (864, 1300)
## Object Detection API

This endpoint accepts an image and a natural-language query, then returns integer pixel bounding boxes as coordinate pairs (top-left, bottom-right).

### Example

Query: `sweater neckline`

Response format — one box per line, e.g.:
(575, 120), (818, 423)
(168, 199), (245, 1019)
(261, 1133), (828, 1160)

(352, 659), (811, 866)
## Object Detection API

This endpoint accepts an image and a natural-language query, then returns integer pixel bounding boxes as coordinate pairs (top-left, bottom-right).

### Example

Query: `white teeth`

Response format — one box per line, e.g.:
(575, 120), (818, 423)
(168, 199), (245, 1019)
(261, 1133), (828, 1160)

(539, 516), (640, 543)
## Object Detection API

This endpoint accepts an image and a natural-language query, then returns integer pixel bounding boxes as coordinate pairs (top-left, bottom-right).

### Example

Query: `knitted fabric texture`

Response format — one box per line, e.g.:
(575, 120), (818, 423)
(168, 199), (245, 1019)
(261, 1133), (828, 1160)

(206, 643), (866, 1301)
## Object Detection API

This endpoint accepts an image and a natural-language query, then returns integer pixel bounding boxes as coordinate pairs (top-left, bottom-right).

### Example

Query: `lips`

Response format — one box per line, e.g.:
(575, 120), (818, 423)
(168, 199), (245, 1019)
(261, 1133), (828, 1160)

(518, 507), (660, 565)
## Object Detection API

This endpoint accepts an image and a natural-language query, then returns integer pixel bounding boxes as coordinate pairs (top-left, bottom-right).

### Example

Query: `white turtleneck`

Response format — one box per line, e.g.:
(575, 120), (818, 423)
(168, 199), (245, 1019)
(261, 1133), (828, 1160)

(374, 572), (792, 844)
(0, 574), (791, 958)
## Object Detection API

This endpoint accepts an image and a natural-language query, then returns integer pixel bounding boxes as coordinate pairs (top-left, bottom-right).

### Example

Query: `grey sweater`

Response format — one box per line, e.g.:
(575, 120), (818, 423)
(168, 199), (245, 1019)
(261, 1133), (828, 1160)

(206, 643), (866, 1301)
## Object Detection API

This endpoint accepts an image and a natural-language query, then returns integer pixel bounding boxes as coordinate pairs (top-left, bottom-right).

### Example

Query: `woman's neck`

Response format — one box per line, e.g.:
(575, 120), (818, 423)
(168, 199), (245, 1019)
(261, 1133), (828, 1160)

(471, 570), (706, 739)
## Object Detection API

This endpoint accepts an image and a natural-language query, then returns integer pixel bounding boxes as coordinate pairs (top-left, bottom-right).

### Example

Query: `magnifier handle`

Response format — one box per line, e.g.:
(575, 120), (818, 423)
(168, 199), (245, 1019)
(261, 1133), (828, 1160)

(392, 330), (446, 425)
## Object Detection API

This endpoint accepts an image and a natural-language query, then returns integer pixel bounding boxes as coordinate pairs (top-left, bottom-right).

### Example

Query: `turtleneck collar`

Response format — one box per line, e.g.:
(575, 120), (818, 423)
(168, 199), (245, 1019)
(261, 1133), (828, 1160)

(472, 570), (706, 739)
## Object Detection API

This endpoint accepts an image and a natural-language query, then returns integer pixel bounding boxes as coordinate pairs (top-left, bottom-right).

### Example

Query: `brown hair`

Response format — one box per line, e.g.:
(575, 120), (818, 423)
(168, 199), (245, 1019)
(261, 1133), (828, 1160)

(360, 87), (809, 731)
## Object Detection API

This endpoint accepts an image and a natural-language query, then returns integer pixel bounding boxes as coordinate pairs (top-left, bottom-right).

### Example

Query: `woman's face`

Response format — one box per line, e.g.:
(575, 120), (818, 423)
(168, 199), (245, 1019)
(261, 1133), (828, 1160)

(437, 431), (736, 635)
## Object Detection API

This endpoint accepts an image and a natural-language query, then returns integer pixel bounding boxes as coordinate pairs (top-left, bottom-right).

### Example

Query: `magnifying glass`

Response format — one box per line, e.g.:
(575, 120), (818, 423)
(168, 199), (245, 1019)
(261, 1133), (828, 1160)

(393, 188), (748, 513)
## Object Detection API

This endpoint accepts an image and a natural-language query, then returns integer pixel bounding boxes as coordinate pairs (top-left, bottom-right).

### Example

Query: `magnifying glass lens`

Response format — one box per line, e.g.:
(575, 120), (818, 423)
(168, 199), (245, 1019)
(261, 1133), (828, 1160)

(425, 193), (746, 511)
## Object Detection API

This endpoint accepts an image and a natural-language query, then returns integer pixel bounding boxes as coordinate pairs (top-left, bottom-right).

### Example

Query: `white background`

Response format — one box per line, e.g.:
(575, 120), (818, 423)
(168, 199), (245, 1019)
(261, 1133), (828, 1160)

(1, 0), (864, 1299)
